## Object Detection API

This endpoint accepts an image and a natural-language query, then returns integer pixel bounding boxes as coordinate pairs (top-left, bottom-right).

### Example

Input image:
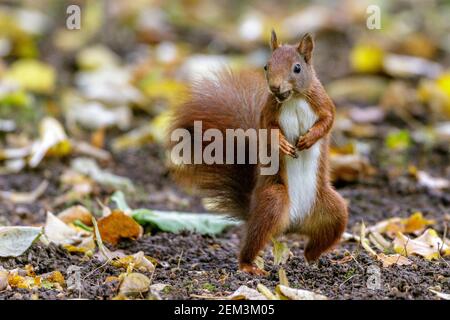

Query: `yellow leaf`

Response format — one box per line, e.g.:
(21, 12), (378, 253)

(140, 79), (188, 109)
(436, 73), (450, 98)
(369, 212), (435, 237)
(403, 212), (435, 234)
(5, 60), (56, 94)
(350, 44), (384, 73)
(111, 251), (155, 273)
(44, 271), (65, 287)
(393, 229), (450, 260)
(149, 111), (171, 145)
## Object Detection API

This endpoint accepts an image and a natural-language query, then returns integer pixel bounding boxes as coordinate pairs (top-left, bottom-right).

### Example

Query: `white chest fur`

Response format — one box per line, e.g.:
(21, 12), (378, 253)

(279, 98), (321, 224)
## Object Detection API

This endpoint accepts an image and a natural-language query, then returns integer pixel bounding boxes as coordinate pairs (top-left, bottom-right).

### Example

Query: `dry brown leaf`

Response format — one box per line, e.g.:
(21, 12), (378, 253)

(97, 209), (143, 245)
(119, 272), (151, 297)
(330, 153), (373, 183)
(57, 205), (93, 226)
(376, 253), (413, 268)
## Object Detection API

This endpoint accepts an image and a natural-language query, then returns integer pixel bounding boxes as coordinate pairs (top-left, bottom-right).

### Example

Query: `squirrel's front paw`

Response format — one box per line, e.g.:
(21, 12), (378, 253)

(239, 263), (269, 276)
(296, 133), (316, 150)
(279, 134), (298, 158)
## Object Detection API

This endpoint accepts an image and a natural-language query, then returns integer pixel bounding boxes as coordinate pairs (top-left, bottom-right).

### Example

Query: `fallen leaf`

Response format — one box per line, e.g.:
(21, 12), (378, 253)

(257, 283), (278, 300)
(113, 191), (240, 235)
(132, 209), (239, 235)
(29, 117), (71, 168)
(228, 285), (267, 300)
(44, 211), (86, 246)
(42, 271), (65, 287)
(276, 285), (327, 300)
(97, 210), (143, 245)
(76, 45), (120, 70)
(67, 101), (131, 130)
(278, 267), (289, 287)
(119, 272), (151, 297)
(383, 54), (442, 78)
(393, 229), (450, 260)
(403, 212), (435, 233)
(385, 130), (411, 151)
(272, 238), (290, 265)
(75, 67), (143, 105)
(57, 205), (93, 226)
(350, 43), (384, 73)
(369, 212), (435, 237)
(71, 158), (135, 192)
(254, 256), (265, 271)
(111, 123), (155, 152)
(429, 289), (450, 300)
(111, 251), (155, 273)
(149, 283), (169, 300)
(330, 153), (373, 183)
(0, 226), (42, 257)
(4, 59), (55, 94)
(349, 106), (385, 124)
(54, 169), (94, 206)
(326, 76), (388, 104)
(376, 253), (413, 268)
(0, 180), (48, 204)
(415, 171), (449, 190)
(0, 269), (8, 291)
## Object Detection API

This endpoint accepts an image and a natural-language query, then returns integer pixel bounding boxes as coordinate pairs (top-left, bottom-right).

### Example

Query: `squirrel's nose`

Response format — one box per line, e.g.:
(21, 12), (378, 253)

(270, 85), (280, 93)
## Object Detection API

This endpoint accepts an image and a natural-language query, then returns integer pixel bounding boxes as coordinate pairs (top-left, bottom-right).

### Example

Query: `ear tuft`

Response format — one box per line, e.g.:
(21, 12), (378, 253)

(270, 29), (279, 51)
(298, 33), (314, 63)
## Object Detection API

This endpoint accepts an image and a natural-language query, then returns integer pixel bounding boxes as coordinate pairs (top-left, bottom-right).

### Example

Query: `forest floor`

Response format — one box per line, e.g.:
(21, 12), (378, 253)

(1, 135), (449, 300)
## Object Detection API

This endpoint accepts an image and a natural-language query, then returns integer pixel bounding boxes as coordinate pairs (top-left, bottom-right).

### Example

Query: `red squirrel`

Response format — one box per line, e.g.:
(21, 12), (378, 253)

(168, 31), (348, 275)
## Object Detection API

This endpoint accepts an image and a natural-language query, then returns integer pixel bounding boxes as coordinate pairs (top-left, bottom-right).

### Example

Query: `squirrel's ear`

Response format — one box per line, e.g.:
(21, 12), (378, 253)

(270, 29), (279, 51)
(298, 33), (314, 63)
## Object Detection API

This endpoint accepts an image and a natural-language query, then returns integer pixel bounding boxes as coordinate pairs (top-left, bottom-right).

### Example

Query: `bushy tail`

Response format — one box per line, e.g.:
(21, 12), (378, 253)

(167, 69), (268, 219)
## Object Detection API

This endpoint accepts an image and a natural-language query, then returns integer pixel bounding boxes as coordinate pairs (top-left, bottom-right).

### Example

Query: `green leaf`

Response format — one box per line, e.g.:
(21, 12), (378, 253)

(111, 191), (240, 235)
(111, 190), (131, 212)
(132, 209), (239, 235)
(385, 130), (411, 151)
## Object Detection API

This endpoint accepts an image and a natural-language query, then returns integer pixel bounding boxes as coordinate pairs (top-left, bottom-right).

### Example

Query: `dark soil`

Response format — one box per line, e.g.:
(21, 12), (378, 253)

(0, 138), (449, 300)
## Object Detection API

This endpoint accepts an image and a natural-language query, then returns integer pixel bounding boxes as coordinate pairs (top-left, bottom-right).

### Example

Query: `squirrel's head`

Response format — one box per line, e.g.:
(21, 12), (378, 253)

(264, 30), (315, 103)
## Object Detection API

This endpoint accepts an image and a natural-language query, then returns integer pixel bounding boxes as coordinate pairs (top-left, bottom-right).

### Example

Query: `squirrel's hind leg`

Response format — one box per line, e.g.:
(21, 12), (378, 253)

(302, 188), (348, 262)
(239, 183), (290, 275)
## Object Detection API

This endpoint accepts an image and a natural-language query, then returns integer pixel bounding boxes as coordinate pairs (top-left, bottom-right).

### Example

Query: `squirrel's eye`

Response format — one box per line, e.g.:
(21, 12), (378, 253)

(264, 64), (268, 71)
(293, 64), (301, 73)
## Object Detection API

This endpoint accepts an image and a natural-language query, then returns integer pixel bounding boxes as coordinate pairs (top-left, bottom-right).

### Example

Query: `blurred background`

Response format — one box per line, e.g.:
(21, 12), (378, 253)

(0, 0), (449, 217)
(0, 0), (449, 301)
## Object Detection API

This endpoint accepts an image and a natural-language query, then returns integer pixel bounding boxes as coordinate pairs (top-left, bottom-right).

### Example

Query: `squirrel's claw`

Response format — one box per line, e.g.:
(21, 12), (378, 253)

(239, 263), (269, 276)
(279, 135), (298, 158)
